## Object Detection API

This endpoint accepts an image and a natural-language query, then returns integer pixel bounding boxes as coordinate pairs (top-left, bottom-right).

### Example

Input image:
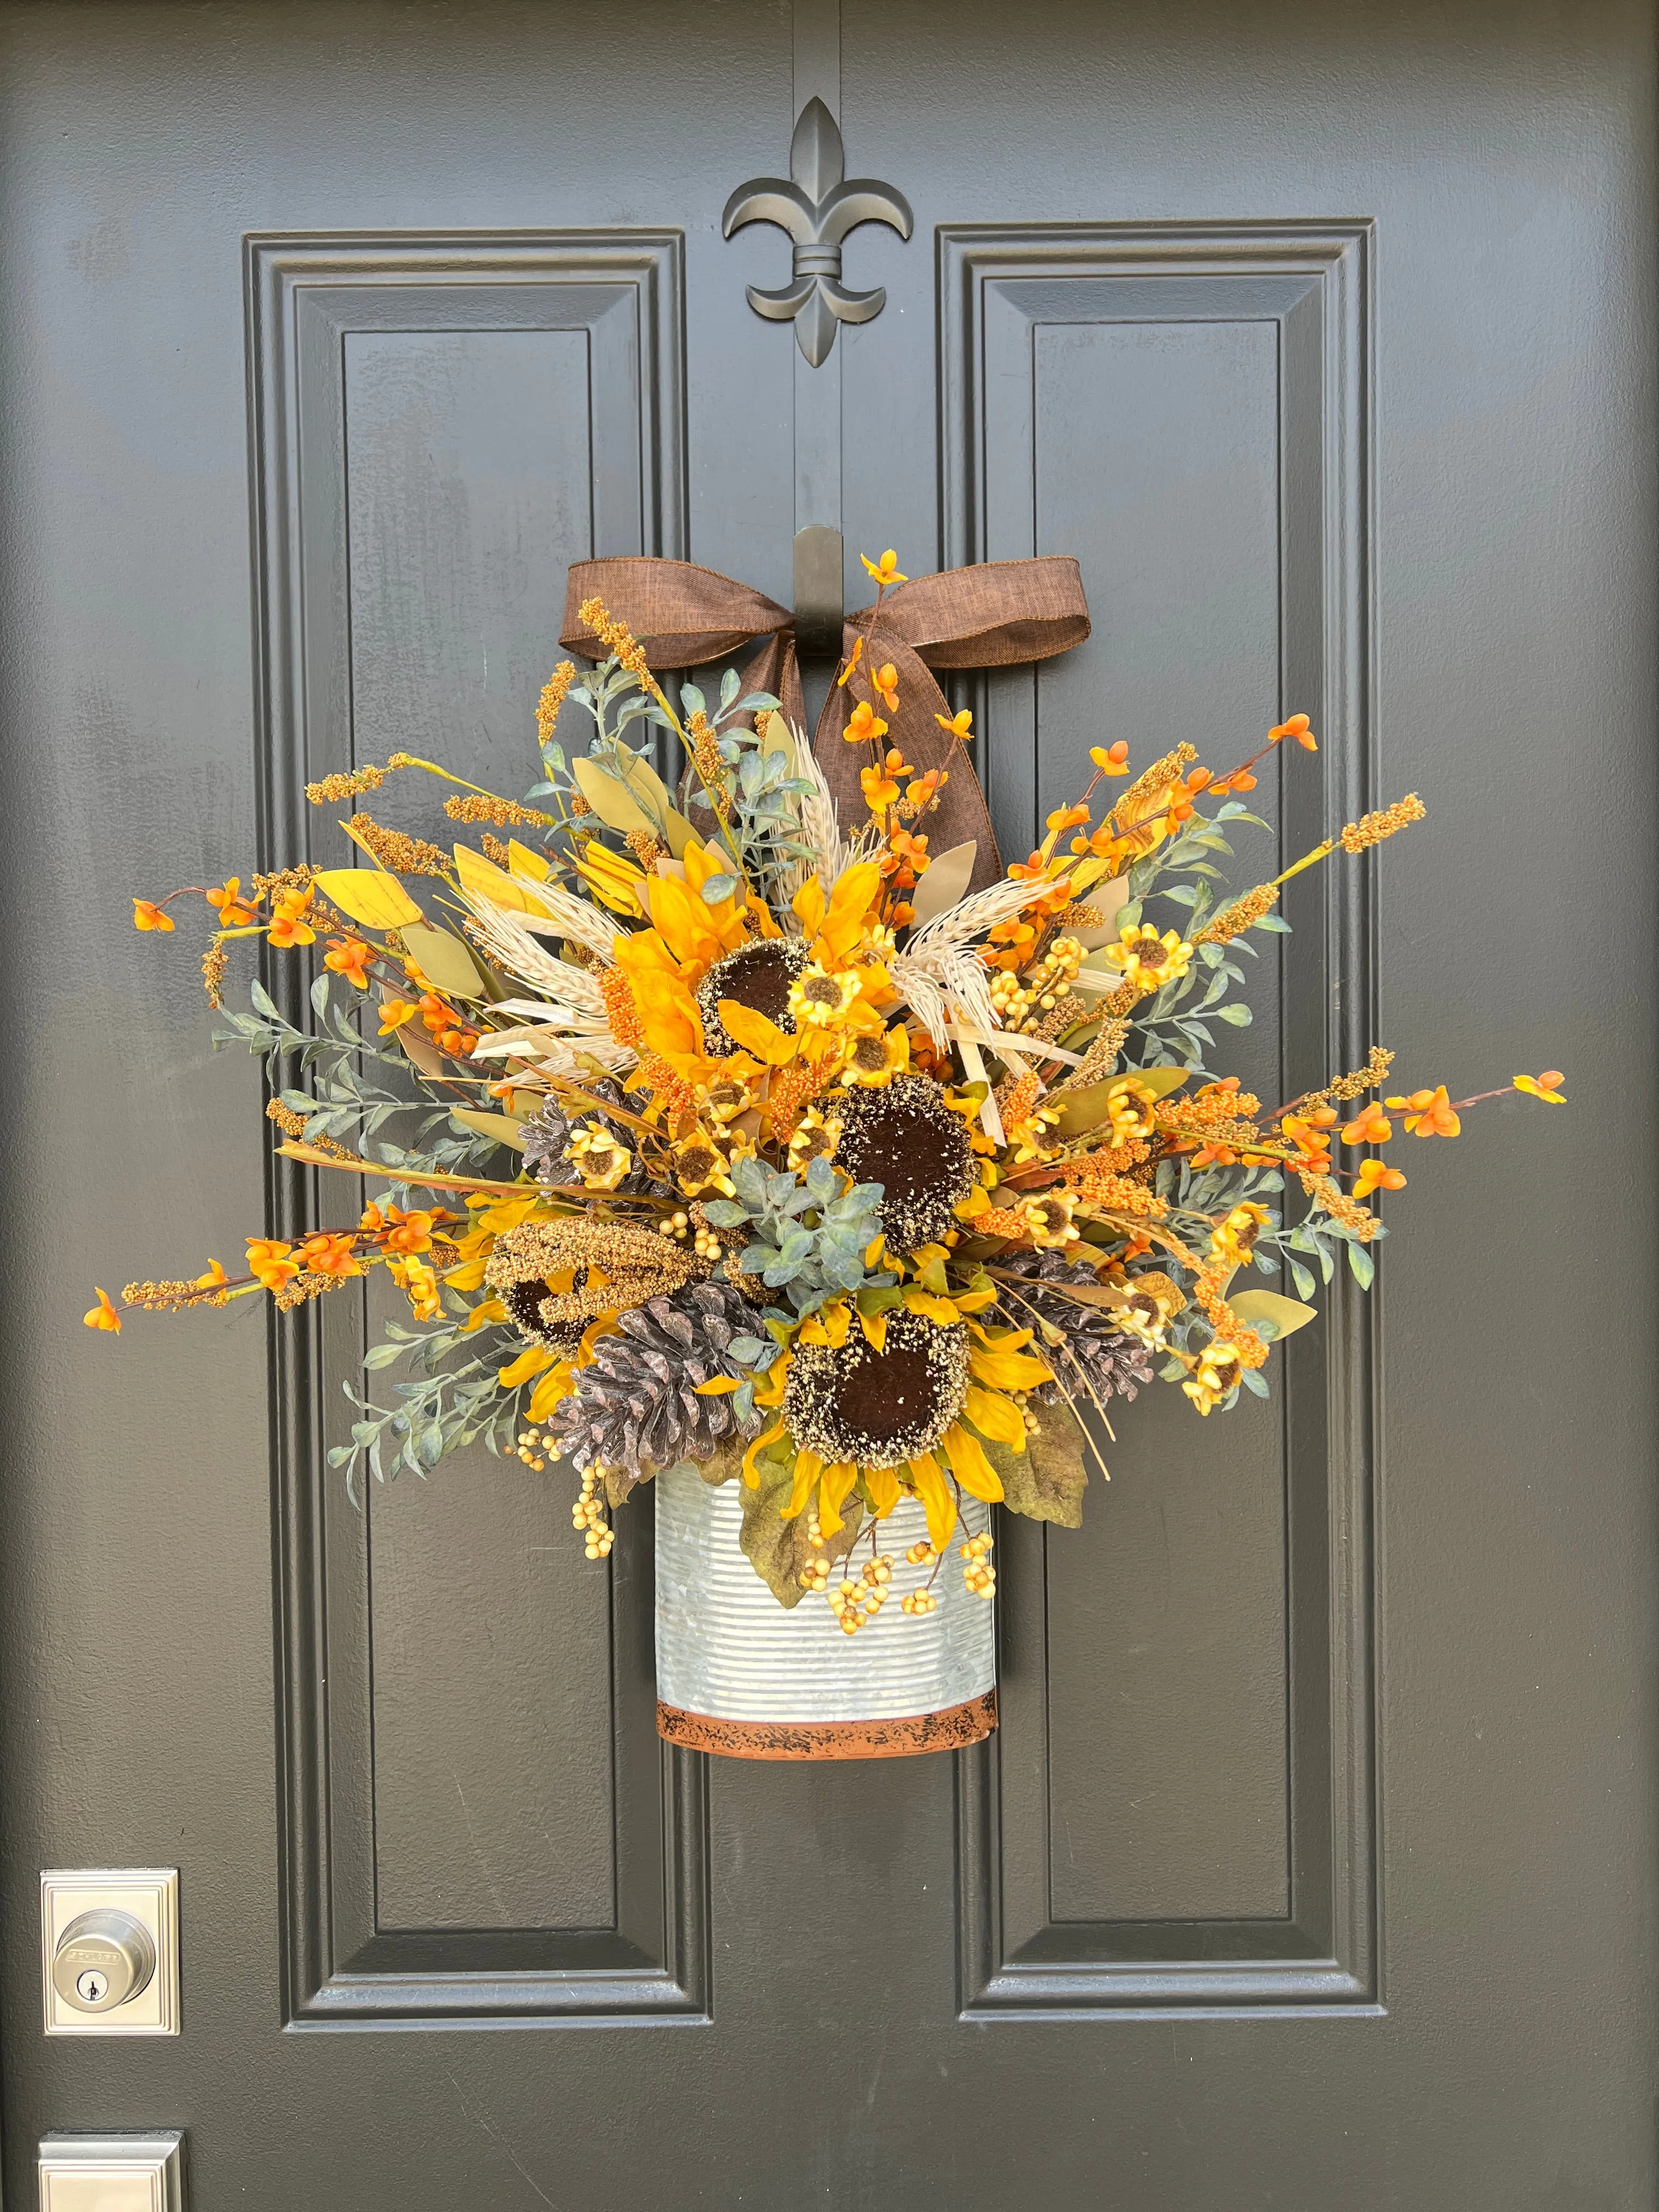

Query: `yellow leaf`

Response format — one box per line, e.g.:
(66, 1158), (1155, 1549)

(1036, 1279), (1130, 1309)
(792, 877), (827, 938)
(1227, 1288), (1319, 1342)
(528, 1364), (574, 1421)
(781, 1447), (823, 1520)
(499, 1345), (554, 1390)
(574, 842), (646, 917)
(825, 860), (882, 934)
(453, 844), (555, 919)
(313, 868), (425, 930)
(683, 836), (750, 922)
(475, 1192), (545, 1237)
(1064, 855), (1113, 894)
(400, 923), (486, 1002)
(857, 1306), (888, 1353)
(943, 1422), (1005, 1503)
(506, 839), (550, 882)
(902, 1290), (962, 1327)
(817, 1460), (859, 1536)
(743, 1413), (786, 1489)
(716, 998), (798, 1065)
(694, 1375), (741, 1395)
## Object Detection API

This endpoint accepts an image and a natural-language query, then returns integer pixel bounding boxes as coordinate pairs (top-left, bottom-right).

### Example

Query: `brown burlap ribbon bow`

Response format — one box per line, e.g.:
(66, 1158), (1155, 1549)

(559, 555), (1091, 894)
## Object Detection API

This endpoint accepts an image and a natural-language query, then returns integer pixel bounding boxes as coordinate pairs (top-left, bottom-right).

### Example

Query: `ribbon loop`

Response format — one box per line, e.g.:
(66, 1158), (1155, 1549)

(858, 557), (1092, 670)
(561, 558), (791, 671)
(559, 553), (1091, 895)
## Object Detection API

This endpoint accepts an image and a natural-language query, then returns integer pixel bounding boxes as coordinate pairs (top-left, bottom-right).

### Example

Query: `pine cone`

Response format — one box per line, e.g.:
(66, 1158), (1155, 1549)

(551, 1282), (766, 1491)
(521, 1079), (669, 1199)
(998, 1250), (1156, 1407)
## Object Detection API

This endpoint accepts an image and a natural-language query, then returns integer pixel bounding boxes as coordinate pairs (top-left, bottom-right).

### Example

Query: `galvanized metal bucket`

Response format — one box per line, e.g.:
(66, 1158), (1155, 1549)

(653, 1459), (997, 1759)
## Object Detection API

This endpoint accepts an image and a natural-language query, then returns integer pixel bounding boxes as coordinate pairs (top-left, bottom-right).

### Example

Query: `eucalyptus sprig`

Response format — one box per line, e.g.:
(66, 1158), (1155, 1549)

(702, 1152), (892, 1319)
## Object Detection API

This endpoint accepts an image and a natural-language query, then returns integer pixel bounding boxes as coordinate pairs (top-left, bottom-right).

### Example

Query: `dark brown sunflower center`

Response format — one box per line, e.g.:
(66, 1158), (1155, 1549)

(833, 1074), (977, 1248)
(503, 1273), (587, 1353)
(696, 939), (809, 1057)
(827, 1340), (935, 1450)
(783, 1307), (970, 1470)
(714, 944), (797, 1026)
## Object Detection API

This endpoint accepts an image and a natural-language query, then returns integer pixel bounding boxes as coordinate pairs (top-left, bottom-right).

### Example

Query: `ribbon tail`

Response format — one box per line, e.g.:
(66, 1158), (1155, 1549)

(736, 630), (804, 740)
(812, 627), (1004, 895)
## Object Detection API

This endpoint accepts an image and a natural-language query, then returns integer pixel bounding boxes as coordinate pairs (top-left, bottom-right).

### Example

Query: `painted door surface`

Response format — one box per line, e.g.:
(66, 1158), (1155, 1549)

(2, 2), (1654, 2205)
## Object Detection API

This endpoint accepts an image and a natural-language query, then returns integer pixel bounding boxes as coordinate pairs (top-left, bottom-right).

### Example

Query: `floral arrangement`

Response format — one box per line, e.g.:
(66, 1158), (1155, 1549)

(93, 548), (1563, 1626)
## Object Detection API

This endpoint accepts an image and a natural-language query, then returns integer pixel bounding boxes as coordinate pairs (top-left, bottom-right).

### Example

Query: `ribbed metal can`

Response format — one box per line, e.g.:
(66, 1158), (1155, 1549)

(653, 1459), (997, 1760)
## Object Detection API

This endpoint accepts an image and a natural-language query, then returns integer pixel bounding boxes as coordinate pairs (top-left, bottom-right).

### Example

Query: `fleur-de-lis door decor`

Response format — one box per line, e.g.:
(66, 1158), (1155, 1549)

(723, 96), (913, 365)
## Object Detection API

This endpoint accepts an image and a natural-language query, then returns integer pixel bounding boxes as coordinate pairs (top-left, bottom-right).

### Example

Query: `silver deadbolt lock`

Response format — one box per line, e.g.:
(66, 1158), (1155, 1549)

(52, 1907), (157, 2013)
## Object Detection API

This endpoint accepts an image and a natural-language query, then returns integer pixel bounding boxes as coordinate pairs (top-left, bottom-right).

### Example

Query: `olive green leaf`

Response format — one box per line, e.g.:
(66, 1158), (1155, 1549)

(400, 922), (487, 1002)
(1228, 1288), (1319, 1341)
(1052, 1062), (1193, 1138)
(573, 755), (698, 859)
(739, 1460), (864, 1608)
(986, 1405), (1090, 1528)
(449, 1108), (528, 1151)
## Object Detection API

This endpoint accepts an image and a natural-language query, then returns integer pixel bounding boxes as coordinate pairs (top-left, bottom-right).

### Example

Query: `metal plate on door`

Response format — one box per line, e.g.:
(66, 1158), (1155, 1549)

(38, 2132), (184, 2212)
(40, 1871), (179, 2035)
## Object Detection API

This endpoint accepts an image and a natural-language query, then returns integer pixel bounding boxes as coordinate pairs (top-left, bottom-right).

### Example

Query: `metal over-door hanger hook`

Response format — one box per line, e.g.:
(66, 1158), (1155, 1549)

(723, 97), (913, 366)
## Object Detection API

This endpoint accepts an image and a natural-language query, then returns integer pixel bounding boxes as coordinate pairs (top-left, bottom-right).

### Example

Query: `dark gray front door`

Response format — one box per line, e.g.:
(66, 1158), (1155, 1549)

(4, 3), (1654, 2204)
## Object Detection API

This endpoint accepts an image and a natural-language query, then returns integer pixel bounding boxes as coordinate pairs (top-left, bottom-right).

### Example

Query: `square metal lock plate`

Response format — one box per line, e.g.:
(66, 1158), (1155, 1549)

(41, 1871), (179, 2036)
(38, 2132), (184, 2212)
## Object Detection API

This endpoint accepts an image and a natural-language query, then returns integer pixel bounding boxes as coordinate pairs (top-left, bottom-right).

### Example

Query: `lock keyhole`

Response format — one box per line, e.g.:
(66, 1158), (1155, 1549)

(51, 1909), (156, 2015)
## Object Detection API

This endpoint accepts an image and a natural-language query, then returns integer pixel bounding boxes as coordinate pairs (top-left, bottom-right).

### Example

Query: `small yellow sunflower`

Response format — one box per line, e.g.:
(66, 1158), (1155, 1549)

(1104, 923), (1193, 990)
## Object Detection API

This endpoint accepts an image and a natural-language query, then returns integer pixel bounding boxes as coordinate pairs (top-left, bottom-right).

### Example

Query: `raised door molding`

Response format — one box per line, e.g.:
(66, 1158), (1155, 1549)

(939, 222), (1380, 2016)
(245, 233), (707, 2025)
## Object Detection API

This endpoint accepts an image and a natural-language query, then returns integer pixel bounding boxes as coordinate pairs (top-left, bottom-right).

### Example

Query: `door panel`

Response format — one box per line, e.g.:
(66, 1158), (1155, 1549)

(944, 225), (1373, 2008)
(3, 2), (1654, 2205)
(249, 230), (704, 2023)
